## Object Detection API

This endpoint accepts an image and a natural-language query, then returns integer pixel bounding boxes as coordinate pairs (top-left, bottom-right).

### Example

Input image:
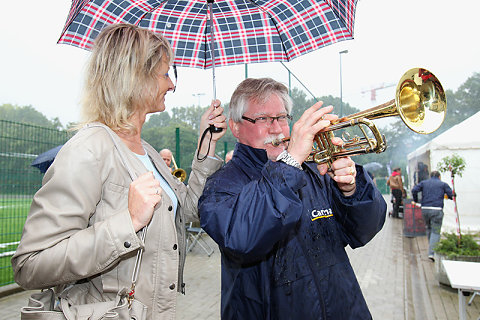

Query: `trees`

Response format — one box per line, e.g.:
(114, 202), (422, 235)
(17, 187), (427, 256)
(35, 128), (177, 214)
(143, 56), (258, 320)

(437, 154), (466, 240)
(0, 104), (61, 128)
(142, 122), (197, 172)
(288, 88), (359, 123)
(445, 72), (480, 122)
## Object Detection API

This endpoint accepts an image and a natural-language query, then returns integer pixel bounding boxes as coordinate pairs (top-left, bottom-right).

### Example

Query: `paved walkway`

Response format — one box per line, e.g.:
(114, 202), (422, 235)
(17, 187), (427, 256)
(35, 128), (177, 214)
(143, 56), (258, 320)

(1, 198), (479, 319)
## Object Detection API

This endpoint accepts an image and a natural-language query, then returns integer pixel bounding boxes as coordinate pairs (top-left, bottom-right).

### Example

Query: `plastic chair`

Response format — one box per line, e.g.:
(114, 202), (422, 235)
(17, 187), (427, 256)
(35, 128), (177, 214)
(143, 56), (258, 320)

(185, 222), (214, 256)
(468, 291), (478, 306)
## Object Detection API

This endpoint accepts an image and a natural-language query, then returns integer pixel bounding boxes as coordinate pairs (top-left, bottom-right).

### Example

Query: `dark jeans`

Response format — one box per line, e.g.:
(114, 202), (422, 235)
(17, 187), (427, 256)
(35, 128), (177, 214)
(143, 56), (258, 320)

(392, 189), (403, 217)
(421, 208), (444, 256)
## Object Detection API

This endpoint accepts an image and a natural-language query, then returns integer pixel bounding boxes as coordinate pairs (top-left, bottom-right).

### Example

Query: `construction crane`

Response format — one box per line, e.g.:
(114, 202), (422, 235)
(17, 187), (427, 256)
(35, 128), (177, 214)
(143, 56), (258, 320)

(361, 82), (396, 102)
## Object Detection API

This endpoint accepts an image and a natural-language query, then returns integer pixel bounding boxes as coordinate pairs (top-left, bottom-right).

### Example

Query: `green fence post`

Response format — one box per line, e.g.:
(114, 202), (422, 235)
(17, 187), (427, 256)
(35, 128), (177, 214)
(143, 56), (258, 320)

(175, 127), (180, 168)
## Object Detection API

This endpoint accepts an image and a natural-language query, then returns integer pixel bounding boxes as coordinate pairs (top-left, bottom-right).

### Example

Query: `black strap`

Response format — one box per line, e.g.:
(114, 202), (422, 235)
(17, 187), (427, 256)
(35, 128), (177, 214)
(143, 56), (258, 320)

(196, 127), (213, 162)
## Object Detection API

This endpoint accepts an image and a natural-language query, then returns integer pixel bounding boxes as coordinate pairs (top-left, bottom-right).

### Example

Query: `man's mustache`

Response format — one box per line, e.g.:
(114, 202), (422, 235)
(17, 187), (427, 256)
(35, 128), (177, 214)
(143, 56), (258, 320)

(264, 134), (285, 145)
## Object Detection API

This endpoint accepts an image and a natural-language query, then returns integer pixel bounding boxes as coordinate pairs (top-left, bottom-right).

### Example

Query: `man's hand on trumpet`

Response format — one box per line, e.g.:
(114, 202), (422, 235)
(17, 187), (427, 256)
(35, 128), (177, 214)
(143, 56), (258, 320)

(320, 156), (357, 196)
(287, 102), (337, 164)
(287, 101), (356, 196)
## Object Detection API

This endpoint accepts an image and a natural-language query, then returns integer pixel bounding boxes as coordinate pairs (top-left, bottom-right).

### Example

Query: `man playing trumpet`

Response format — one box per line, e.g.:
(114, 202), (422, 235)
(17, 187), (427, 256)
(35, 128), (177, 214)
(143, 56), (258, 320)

(199, 77), (386, 319)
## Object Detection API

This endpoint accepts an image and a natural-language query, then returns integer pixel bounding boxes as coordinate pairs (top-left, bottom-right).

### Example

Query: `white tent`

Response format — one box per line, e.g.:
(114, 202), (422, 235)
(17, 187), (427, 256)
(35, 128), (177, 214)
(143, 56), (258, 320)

(407, 111), (480, 234)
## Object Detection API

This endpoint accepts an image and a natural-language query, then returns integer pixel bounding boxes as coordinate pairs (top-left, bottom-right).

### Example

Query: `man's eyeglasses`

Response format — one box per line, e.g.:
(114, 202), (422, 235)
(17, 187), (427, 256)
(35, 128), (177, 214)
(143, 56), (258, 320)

(241, 114), (292, 126)
(165, 65), (177, 93)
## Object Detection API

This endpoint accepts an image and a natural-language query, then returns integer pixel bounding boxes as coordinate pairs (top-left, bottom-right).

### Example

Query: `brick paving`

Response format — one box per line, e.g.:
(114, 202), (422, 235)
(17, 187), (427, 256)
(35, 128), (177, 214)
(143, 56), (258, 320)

(1, 197), (479, 319)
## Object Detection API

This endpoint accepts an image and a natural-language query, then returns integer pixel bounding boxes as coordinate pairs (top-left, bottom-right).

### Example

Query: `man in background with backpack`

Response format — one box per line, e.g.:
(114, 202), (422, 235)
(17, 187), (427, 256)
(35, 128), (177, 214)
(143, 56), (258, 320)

(387, 167), (405, 218)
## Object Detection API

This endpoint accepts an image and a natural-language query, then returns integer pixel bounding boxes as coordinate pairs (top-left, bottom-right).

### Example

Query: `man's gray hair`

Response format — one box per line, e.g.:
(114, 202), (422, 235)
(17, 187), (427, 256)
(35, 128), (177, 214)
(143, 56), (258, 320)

(228, 78), (293, 122)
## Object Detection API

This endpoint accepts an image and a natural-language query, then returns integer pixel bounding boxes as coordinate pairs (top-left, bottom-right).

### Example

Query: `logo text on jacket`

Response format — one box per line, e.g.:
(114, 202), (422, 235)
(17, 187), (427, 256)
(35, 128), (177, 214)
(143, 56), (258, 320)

(311, 208), (333, 221)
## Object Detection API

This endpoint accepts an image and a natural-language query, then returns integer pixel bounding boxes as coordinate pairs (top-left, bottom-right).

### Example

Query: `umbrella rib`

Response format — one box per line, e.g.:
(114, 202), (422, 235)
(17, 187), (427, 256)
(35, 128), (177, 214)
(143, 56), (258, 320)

(246, 0), (291, 61)
(134, 0), (169, 25)
(57, 0), (92, 44)
(323, 0), (354, 35)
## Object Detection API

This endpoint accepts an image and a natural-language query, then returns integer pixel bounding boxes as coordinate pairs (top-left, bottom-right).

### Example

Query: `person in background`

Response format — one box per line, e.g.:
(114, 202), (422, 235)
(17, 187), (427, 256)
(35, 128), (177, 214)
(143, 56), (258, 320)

(414, 162), (429, 186)
(225, 150), (234, 163)
(411, 171), (453, 261)
(11, 23), (226, 319)
(387, 167), (404, 218)
(160, 148), (173, 172)
(199, 77), (386, 319)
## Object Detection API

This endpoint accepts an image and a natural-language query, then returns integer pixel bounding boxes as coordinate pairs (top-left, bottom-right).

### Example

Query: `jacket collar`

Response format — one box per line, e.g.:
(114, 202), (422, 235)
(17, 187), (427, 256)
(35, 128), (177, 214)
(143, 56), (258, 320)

(232, 142), (324, 188)
(233, 142), (269, 169)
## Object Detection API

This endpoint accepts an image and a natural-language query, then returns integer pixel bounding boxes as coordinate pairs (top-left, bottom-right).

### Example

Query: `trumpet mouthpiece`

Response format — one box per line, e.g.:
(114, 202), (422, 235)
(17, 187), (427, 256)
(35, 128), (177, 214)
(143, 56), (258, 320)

(271, 138), (288, 147)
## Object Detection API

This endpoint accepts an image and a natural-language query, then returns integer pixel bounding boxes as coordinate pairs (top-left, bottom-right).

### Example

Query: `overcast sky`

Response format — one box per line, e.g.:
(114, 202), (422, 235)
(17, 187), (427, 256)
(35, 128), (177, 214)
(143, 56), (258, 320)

(1, 0), (479, 126)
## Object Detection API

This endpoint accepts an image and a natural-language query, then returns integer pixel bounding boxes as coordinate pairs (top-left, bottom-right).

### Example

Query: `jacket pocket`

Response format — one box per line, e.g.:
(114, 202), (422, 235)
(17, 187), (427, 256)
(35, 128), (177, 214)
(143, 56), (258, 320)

(106, 181), (129, 195)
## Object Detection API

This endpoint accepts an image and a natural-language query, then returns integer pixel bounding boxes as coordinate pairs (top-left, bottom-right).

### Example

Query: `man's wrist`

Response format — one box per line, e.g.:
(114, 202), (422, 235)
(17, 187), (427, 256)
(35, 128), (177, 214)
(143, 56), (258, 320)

(276, 150), (302, 170)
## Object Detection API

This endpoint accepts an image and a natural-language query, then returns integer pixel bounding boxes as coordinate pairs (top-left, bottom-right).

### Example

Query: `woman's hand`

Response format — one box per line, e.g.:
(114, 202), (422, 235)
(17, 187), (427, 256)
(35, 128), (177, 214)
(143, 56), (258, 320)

(128, 171), (162, 232)
(287, 102), (338, 165)
(198, 99), (227, 156)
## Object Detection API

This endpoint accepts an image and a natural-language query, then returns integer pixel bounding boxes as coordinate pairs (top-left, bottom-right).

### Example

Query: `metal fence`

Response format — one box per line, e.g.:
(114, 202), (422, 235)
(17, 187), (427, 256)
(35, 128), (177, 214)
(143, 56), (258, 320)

(0, 120), (71, 286)
(375, 177), (389, 195)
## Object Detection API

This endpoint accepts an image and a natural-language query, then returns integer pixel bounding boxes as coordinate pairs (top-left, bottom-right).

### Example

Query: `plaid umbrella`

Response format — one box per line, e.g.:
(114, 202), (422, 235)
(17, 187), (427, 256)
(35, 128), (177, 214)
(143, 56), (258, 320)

(59, 0), (358, 70)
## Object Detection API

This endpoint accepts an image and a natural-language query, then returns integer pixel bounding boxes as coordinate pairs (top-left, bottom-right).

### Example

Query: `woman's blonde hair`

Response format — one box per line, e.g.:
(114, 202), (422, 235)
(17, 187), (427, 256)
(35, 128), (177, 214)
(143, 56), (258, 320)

(80, 23), (173, 133)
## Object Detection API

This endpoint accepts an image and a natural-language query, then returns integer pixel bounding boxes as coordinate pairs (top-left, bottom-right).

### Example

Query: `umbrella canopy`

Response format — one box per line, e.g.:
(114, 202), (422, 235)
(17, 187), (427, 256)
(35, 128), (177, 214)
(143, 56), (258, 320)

(58, 0), (358, 69)
(31, 145), (63, 173)
(363, 161), (383, 172)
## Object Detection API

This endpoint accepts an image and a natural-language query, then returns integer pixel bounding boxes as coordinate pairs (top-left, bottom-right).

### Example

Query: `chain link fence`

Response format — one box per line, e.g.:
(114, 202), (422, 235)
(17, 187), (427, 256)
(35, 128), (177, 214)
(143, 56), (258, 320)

(0, 120), (71, 286)
(0, 120), (233, 288)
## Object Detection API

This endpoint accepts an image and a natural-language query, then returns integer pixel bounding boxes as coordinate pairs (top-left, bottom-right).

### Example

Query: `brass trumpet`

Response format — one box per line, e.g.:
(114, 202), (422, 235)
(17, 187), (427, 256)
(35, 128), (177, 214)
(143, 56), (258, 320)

(272, 68), (447, 164)
(171, 154), (187, 182)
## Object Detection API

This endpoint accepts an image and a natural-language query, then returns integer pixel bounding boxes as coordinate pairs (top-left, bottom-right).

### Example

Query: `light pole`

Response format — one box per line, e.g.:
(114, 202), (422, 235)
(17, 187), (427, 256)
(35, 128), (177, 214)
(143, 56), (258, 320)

(339, 50), (348, 117)
(192, 93), (205, 107)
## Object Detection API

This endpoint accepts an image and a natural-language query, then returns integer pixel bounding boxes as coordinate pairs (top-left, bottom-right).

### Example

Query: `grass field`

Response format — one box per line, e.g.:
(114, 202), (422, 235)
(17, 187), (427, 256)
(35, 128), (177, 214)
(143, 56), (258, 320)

(0, 197), (31, 285)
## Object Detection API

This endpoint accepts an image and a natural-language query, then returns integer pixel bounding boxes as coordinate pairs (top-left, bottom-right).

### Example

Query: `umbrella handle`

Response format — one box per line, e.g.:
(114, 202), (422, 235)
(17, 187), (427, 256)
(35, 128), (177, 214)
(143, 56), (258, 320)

(208, 0), (222, 133)
(208, 0), (216, 100)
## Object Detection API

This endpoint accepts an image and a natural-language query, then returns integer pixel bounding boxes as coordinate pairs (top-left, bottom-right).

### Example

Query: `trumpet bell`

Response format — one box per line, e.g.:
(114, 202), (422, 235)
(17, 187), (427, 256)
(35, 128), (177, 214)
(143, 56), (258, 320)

(171, 153), (187, 182)
(172, 168), (187, 182)
(271, 68), (447, 165)
(397, 68), (446, 134)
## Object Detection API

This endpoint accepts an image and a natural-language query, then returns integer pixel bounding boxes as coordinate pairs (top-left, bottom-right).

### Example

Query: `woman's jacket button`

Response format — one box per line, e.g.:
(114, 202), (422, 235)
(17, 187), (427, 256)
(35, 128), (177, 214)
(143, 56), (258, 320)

(123, 241), (131, 248)
(173, 244), (177, 250)
(169, 283), (176, 290)
(168, 205), (173, 211)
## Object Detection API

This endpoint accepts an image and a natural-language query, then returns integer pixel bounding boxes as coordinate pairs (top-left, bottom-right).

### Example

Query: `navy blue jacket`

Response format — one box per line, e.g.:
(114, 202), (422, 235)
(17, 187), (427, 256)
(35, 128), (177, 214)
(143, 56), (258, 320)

(199, 143), (386, 319)
(412, 176), (453, 208)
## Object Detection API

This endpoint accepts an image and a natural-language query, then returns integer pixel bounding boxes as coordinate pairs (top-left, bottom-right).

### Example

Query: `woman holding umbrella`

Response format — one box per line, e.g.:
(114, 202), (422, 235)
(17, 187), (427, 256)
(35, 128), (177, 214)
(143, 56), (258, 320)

(12, 24), (226, 319)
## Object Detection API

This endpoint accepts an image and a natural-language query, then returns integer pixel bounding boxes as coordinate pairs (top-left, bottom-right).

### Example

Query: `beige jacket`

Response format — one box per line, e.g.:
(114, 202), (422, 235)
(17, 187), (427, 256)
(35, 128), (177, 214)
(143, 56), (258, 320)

(387, 174), (403, 190)
(11, 123), (222, 320)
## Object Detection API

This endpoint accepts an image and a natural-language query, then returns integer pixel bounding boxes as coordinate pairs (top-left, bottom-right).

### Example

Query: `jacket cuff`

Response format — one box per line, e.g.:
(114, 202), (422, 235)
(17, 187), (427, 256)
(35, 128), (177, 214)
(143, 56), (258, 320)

(107, 209), (143, 257)
(265, 161), (307, 193)
(191, 153), (223, 175)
